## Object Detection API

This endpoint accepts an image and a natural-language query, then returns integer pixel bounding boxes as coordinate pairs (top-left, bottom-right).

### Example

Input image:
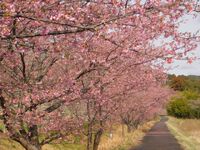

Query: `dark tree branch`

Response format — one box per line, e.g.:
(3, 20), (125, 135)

(40, 132), (69, 145)
(19, 53), (27, 82)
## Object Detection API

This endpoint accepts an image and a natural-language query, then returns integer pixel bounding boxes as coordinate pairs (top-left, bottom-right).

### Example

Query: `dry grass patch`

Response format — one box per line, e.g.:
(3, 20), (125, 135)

(0, 137), (25, 150)
(0, 119), (156, 150)
(0, 133), (84, 150)
(167, 117), (200, 150)
(98, 120), (157, 150)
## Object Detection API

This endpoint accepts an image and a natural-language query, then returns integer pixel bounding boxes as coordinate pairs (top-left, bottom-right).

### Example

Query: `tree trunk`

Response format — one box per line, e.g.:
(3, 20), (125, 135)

(122, 124), (125, 137)
(86, 99), (93, 150)
(93, 128), (103, 150)
(0, 92), (41, 150)
(87, 124), (93, 150)
(25, 144), (41, 150)
(13, 137), (41, 150)
(127, 125), (132, 133)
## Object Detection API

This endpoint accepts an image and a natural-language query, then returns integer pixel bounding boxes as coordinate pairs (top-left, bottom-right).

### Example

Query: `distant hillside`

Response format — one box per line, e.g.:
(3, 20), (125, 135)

(187, 75), (200, 80)
(167, 74), (200, 92)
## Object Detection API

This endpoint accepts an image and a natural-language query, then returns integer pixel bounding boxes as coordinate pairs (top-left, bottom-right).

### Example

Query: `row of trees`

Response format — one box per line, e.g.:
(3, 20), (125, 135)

(0, 1), (198, 150)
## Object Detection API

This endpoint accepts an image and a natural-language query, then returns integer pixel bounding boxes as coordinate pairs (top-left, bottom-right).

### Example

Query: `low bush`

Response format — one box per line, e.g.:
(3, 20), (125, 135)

(167, 98), (191, 118)
(167, 91), (200, 119)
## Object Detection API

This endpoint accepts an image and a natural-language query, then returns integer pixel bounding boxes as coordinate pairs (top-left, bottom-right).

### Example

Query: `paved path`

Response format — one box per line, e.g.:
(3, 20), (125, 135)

(131, 117), (182, 150)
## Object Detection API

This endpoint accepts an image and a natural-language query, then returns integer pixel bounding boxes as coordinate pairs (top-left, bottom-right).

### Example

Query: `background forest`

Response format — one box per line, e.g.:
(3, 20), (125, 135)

(167, 74), (200, 118)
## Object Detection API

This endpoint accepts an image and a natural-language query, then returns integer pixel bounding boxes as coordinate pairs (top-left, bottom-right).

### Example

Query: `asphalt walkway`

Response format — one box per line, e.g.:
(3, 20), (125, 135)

(131, 117), (182, 150)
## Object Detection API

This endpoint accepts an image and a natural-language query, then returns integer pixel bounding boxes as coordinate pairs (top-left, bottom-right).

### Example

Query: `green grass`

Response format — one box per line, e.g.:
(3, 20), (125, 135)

(43, 142), (85, 150)
(0, 120), (85, 150)
(0, 119), (157, 150)
(167, 116), (200, 150)
(0, 122), (5, 132)
(0, 138), (25, 150)
(0, 137), (85, 150)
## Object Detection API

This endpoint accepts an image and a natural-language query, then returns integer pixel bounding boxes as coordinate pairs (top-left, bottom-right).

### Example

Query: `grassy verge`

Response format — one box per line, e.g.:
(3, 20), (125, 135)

(166, 116), (200, 150)
(98, 119), (158, 150)
(0, 138), (25, 150)
(0, 137), (85, 150)
(0, 134), (85, 150)
(0, 138), (85, 150)
(42, 142), (85, 150)
(0, 119), (157, 150)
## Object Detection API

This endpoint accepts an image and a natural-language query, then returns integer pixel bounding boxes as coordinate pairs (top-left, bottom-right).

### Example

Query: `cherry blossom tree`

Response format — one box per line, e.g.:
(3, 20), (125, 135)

(120, 84), (172, 132)
(71, 59), (170, 150)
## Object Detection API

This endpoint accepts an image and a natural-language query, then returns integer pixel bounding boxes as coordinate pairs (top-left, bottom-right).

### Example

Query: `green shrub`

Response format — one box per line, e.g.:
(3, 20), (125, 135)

(167, 98), (192, 118)
(167, 95), (200, 119)
(167, 89), (200, 119)
(182, 90), (199, 100)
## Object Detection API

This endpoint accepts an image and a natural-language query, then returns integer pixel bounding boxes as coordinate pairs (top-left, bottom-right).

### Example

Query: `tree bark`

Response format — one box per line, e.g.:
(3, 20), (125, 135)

(127, 125), (132, 133)
(24, 144), (41, 150)
(87, 124), (93, 150)
(93, 128), (103, 150)
(86, 99), (93, 150)
(13, 136), (41, 150)
(122, 124), (125, 137)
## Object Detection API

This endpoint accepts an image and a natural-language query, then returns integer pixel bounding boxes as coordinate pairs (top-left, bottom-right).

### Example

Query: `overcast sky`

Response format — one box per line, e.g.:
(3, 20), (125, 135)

(165, 13), (200, 76)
